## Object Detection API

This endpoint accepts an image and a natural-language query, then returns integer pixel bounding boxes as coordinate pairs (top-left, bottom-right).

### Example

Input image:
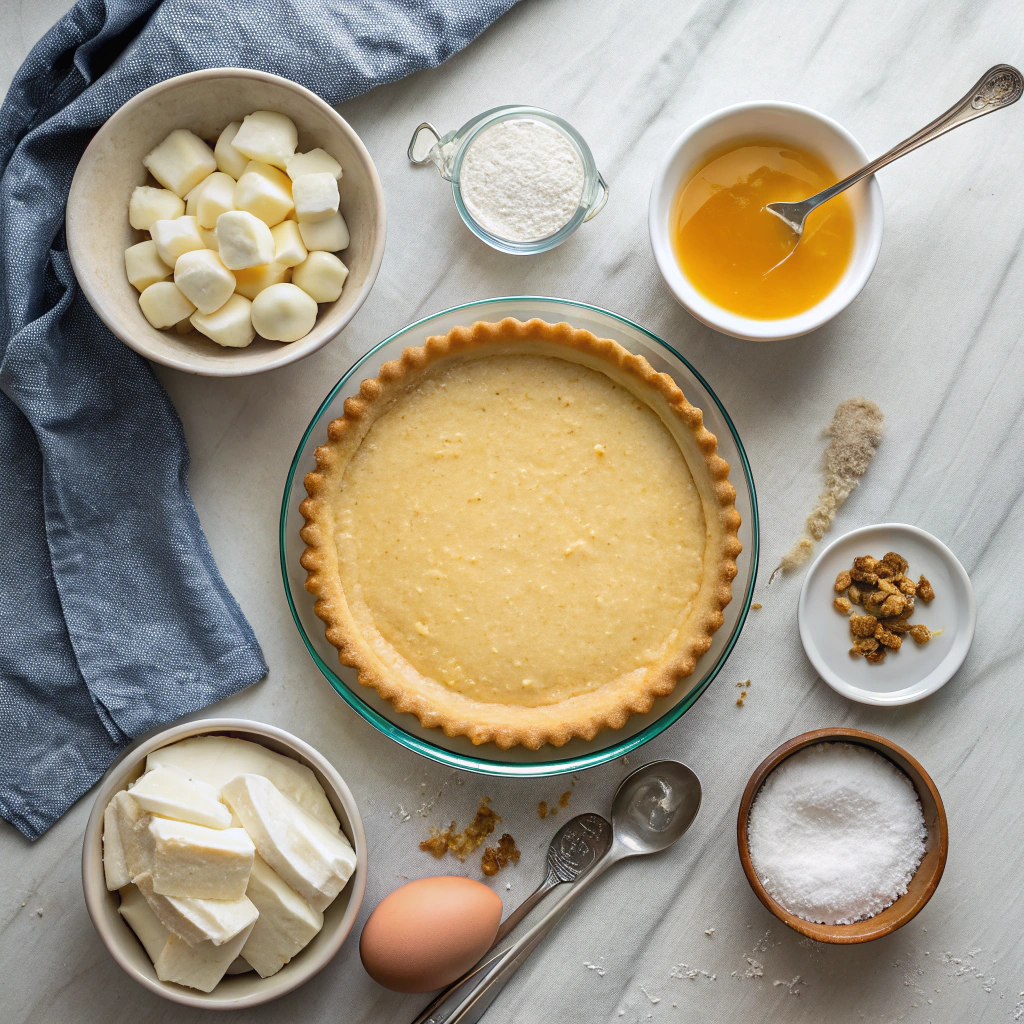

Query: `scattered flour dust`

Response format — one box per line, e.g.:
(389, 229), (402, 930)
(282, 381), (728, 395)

(459, 119), (585, 242)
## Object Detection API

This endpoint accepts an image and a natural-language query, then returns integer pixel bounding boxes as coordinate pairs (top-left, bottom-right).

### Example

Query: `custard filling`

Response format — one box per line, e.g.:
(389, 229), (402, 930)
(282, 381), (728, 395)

(335, 352), (707, 707)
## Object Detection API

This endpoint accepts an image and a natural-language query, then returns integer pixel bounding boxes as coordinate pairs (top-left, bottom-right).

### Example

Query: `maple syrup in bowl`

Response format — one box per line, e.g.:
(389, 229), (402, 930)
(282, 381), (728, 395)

(649, 103), (883, 341)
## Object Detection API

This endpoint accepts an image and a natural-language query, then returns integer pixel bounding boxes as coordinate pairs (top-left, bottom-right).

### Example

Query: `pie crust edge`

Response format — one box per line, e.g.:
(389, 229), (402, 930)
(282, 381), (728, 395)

(300, 318), (743, 750)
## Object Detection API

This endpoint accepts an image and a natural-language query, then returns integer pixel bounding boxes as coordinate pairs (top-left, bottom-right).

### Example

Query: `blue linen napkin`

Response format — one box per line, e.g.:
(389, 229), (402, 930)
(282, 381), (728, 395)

(0, 0), (518, 840)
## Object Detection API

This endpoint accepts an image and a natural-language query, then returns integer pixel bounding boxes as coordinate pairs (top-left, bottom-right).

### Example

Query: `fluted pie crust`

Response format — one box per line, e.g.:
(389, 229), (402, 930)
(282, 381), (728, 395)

(301, 318), (742, 749)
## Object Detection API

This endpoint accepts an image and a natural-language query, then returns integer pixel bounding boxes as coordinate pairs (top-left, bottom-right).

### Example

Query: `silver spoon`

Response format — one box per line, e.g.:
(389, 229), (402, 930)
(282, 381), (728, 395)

(766, 64), (1022, 242)
(411, 813), (612, 1024)
(419, 761), (702, 1024)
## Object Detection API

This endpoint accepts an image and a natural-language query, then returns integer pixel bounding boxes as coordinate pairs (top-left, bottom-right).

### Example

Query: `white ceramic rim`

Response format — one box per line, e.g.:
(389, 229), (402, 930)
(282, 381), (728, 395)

(66, 68), (387, 377)
(81, 717), (368, 1010)
(798, 524), (977, 705)
(648, 101), (884, 341)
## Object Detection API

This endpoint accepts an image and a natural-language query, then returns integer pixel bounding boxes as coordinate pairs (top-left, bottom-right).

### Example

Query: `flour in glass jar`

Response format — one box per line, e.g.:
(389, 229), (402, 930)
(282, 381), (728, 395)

(458, 119), (585, 242)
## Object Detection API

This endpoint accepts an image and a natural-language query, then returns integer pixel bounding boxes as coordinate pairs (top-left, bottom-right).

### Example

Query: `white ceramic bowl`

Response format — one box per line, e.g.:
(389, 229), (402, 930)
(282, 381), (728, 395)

(798, 524), (976, 705)
(649, 102), (883, 341)
(67, 68), (386, 376)
(82, 718), (367, 1009)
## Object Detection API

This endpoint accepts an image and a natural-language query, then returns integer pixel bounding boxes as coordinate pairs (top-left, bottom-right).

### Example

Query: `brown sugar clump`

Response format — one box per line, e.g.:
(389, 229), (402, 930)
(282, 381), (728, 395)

(880, 593), (907, 618)
(835, 570), (852, 591)
(881, 617), (910, 634)
(558, 791), (571, 809)
(850, 614), (878, 638)
(883, 552), (909, 575)
(776, 398), (884, 574)
(874, 624), (902, 651)
(834, 596), (851, 613)
(917, 575), (936, 602)
(481, 834), (521, 877)
(865, 649), (887, 664)
(537, 801), (548, 820)
(419, 797), (501, 861)
(908, 624), (932, 644)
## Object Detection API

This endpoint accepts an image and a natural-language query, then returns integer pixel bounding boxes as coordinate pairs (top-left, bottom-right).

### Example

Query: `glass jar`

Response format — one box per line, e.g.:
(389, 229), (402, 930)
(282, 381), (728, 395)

(408, 105), (609, 255)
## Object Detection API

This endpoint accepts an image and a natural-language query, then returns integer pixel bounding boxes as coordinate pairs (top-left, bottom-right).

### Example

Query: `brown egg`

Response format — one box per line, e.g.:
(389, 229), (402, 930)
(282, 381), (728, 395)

(359, 876), (502, 993)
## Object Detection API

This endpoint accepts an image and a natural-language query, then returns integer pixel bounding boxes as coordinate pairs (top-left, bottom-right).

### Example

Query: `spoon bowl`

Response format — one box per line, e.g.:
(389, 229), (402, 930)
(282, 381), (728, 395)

(611, 760), (702, 856)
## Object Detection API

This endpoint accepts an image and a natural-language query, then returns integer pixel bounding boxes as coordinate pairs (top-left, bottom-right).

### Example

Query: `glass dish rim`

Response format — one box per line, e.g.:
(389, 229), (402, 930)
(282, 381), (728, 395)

(449, 105), (601, 255)
(279, 296), (760, 777)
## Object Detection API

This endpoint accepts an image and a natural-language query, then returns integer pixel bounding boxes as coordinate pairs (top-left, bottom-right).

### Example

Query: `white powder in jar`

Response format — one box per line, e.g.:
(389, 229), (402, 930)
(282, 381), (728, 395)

(747, 742), (927, 925)
(458, 119), (585, 242)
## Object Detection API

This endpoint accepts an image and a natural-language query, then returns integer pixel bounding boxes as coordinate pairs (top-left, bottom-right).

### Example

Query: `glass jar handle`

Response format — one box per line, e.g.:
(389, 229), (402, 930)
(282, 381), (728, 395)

(408, 122), (441, 164)
(408, 122), (462, 180)
(583, 172), (609, 222)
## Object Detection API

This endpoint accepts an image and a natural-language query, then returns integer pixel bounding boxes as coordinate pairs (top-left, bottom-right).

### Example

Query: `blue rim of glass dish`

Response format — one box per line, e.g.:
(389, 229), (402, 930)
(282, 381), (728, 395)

(280, 297), (759, 777)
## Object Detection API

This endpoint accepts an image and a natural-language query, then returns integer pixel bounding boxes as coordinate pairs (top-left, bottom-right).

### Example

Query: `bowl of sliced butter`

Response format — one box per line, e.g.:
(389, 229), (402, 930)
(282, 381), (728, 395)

(82, 718), (367, 1008)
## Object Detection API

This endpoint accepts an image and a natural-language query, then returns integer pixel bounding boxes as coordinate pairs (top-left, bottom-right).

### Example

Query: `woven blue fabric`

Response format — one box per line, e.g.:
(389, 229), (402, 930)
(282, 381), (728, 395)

(0, 0), (517, 840)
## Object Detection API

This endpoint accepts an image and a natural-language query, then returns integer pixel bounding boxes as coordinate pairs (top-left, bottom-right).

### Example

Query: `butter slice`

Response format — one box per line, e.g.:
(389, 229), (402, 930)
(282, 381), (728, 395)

(134, 871), (258, 947)
(118, 884), (169, 963)
(147, 735), (339, 829)
(103, 800), (131, 890)
(149, 818), (254, 900)
(129, 765), (232, 829)
(155, 922), (255, 993)
(241, 854), (323, 978)
(110, 790), (155, 880)
(222, 774), (355, 913)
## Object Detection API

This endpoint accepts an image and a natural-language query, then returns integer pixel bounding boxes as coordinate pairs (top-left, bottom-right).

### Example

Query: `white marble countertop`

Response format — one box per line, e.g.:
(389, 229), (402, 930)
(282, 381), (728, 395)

(4, 1), (1023, 1021)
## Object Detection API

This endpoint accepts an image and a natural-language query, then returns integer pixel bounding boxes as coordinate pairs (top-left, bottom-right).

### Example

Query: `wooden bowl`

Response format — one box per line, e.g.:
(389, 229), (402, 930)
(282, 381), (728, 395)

(736, 728), (947, 944)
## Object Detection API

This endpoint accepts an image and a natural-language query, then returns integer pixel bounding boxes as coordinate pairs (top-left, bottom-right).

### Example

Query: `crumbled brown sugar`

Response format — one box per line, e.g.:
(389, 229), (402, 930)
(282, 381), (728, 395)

(481, 833), (521, 876)
(834, 551), (938, 665)
(419, 797), (501, 861)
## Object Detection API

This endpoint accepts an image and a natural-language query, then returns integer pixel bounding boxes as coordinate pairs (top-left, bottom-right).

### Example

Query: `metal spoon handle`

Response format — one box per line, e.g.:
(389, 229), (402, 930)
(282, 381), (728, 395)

(492, 869), (559, 946)
(440, 848), (625, 1024)
(786, 64), (1022, 224)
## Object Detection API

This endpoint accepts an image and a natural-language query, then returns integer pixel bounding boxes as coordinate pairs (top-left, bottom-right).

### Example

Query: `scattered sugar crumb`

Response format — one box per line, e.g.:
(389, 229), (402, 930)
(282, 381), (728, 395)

(583, 960), (606, 977)
(704, 928), (715, 937)
(671, 963), (716, 981)
(743, 957), (765, 979)
(773, 975), (805, 996)
(639, 984), (660, 1004)
(622, 756), (630, 765)
(751, 602), (762, 609)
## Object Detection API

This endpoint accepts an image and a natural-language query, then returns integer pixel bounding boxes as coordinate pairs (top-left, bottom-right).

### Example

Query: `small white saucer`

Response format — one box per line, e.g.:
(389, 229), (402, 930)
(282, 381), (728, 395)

(798, 523), (975, 705)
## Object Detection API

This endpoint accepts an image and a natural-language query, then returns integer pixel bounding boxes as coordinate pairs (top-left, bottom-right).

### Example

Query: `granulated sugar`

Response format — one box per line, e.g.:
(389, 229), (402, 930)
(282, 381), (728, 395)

(747, 742), (926, 925)
(459, 119), (585, 242)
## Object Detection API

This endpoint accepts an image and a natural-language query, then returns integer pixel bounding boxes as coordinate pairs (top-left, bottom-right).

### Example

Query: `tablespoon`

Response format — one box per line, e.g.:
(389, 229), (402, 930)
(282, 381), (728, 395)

(410, 813), (612, 1024)
(766, 64), (1023, 241)
(418, 761), (702, 1024)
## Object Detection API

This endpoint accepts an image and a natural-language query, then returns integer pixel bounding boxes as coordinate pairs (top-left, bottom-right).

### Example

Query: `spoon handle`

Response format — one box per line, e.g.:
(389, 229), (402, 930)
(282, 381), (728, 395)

(492, 869), (559, 946)
(439, 850), (624, 1024)
(798, 64), (1022, 218)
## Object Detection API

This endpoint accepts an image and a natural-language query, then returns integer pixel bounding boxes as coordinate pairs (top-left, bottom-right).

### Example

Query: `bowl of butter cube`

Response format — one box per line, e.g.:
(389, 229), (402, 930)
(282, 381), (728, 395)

(66, 67), (386, 376)
(82, 718), (367, 1008)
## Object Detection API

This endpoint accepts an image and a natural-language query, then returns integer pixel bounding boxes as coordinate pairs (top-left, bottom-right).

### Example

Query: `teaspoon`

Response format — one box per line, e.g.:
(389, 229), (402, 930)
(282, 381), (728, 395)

(417, 760), (702, 1024)
(766, 64), (1022, 242)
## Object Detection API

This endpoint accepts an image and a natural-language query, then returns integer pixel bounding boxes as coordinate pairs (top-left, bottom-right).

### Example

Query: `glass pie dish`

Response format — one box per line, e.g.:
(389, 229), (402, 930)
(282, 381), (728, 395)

(280, 297), (759, 777)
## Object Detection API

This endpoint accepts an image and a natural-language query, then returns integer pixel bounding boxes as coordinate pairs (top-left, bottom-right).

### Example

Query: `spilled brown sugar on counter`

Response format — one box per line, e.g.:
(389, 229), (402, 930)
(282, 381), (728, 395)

(419, 797), (501, 861)
(481, 834), (521, 876)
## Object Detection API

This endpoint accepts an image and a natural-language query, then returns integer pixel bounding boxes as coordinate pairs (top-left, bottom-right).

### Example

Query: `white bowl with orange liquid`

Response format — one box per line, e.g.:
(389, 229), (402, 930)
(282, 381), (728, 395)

(649, 102), (883, 341)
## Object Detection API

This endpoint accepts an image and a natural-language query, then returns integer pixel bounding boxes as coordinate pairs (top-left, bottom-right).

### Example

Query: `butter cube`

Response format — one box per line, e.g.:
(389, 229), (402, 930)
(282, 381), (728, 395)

(222, 774), (355, 912)
(191, 293), (255, 349)
(110, 790), (155, 879)
(129, 186), (185, 230)
(134, 871), (259, 947)
(271, 220), (307, 268)
(214, 122), (249, 179)
(118, 884), (170, 963)
(233, 262), (291, 300)
(124, 240), (172, 292)
(233, 161), (293, 226)
(139, 281), (196, 330)
(156, 922), (255, 993)
(293, 251), (348, 303)
(241, 855), (323, 978)
(286, 148), (342, 181)
(217, 210), (276, 270)
(143, 129), (216, 198)
(299, 212), (349, 252)
(103, 800), (131, 890)
(150, 215), (205, 267)
(129, 765), (232, 829)
(146, 735), (339, 829)
(250, 283), (317, 343)
(185, 171), (237, 230)
(292, 173), (339, 223)
(231, 110), (298, 170)
(173, 249), (235, 315)
(149, 818), (254, 900)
